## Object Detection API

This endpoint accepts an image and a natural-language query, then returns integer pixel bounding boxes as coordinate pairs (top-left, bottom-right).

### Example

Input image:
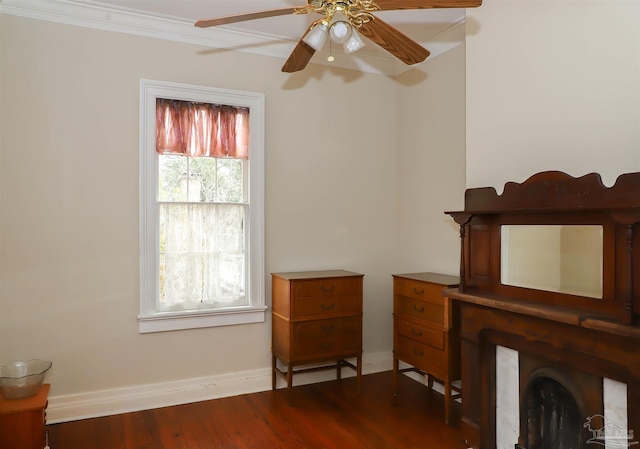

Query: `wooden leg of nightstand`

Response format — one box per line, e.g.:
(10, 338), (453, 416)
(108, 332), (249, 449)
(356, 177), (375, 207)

(444, 380), (452, 425)
(271, 354), (277, 390)
(392, 357), (399, 395)
(286, 363), (294, 402)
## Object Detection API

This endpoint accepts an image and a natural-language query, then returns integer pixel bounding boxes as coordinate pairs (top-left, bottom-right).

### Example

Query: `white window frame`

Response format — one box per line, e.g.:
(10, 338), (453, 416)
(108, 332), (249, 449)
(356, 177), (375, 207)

(138, 79), (266, 333)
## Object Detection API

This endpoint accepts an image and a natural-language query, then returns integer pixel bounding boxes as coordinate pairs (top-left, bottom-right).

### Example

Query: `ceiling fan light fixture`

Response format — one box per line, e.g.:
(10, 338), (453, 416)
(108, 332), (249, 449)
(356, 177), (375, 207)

(303, 21), (329, 51)
(343, 29), (365, 54)
(329, 20), (352, 44)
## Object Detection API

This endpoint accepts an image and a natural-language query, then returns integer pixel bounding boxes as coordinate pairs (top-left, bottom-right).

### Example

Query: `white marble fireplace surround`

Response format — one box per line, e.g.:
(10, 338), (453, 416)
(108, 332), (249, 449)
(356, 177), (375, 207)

(495, 346), (631, 449)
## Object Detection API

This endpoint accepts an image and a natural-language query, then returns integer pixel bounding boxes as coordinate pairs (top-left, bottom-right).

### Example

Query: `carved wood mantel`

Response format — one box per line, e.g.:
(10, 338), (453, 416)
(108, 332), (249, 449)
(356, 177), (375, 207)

(444, 171), (640, 449)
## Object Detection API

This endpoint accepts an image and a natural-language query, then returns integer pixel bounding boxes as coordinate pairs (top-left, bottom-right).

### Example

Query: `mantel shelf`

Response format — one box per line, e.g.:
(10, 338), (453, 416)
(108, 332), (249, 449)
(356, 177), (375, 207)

(444, 288), (640, 340)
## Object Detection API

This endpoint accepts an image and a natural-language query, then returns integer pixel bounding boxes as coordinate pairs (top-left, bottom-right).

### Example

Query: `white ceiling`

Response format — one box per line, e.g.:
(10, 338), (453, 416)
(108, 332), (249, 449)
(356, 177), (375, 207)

(1, 0), (471, 75)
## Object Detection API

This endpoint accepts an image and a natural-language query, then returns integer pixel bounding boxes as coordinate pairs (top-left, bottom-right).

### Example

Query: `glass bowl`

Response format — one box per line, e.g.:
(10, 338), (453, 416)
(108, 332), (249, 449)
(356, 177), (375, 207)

(0, 359), (52, 399)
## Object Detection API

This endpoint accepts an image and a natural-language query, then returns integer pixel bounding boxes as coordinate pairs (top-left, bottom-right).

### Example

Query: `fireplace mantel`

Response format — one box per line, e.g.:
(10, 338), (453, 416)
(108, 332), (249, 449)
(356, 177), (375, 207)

(448, 289), (640, 341)
(445, 171), (640, 449)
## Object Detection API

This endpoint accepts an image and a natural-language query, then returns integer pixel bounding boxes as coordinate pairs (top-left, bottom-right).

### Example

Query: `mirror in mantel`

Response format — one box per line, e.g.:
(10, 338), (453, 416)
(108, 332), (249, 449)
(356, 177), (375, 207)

(500, 225), (603, 299)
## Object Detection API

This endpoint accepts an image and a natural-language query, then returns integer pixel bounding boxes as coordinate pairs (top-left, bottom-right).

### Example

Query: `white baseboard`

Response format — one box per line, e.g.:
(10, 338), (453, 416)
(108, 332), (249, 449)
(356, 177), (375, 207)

(47, 351), (393, 424)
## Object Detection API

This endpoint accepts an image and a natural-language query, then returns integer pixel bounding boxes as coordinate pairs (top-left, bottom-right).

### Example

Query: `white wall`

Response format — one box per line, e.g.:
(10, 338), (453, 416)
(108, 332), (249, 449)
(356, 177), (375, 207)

(0, 12), (467, 419)
(395, 43), (466, 277)
(466, 0), (640, 190)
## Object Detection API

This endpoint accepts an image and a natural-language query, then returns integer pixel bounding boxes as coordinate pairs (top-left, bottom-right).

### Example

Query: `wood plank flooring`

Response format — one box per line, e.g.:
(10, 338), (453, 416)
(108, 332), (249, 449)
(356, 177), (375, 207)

(47, 371), (468, 449)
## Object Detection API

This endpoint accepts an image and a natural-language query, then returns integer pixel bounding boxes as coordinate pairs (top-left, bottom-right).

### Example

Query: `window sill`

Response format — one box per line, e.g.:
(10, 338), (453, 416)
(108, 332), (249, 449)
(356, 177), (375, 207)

(138, 306), (267, 333)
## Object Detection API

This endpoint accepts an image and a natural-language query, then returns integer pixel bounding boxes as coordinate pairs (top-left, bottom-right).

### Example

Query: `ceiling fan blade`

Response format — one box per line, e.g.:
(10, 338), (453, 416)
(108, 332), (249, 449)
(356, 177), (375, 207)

(281, 38), (316, 73)
(358, 16), (430, 65)
(195, 8), (299, 28)
(373, 0), (482, 10)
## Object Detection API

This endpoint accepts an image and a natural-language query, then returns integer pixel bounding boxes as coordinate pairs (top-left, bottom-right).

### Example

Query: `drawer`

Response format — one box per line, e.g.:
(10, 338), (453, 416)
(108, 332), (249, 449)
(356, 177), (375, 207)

(292, 295), (361, 319)
(394, 277), (446, 306)
(293, 317), (361, 340)
(292, 277), (361, 299)
(394, 296), (444, 326)
(292, 334), (361, 361)
(395, 319), (444, 350)
(395, 334), (448, 378)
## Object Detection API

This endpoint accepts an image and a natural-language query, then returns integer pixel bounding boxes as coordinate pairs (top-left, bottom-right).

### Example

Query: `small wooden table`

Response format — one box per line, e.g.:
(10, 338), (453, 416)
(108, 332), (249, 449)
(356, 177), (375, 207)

(0, 383), (50, 449)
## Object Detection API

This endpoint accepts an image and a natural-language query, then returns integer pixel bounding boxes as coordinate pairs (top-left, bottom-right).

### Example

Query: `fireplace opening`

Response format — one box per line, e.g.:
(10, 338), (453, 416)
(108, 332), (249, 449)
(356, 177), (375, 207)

(517, 354), (603, 449)
(526, 377), (581, 449)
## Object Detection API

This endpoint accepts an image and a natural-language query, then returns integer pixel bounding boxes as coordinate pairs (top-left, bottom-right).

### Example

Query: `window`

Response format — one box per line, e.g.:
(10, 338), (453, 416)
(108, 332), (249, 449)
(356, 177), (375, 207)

(139, 80), (265, 333)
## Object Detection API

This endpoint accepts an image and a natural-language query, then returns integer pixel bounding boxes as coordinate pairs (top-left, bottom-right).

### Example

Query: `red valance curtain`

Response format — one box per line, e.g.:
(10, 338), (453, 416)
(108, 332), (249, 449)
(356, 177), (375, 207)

(156, 99), (250, 159)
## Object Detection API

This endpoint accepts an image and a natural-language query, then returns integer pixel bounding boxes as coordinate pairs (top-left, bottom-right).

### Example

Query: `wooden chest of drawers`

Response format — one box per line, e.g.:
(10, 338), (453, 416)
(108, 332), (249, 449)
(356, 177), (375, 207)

(271, 270), (364, 397)
(393, 272), (460, 424)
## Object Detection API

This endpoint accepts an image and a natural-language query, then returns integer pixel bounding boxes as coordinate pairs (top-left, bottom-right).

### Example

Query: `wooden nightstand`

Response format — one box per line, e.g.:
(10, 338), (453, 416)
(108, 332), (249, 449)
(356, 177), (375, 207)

(0, 383), (50, 449)
(392, 272), (461, 424)
(271, 270), (364, 398)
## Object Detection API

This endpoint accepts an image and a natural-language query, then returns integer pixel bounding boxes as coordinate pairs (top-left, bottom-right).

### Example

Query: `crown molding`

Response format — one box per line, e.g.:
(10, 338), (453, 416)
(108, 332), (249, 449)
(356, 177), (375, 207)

(0, 0), (464, 76)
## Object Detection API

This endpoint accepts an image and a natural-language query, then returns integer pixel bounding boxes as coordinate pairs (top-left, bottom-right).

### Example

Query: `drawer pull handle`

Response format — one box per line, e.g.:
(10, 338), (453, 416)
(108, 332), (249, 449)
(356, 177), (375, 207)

(320, 285), (336, 293)
(321, 324), (335, 333)
(320, 303), (336, 310)
(413, 288), (425, 295)
(413, 347), (424, 356)
(412, 329), (423, 337)
(413, 304), (425, 313)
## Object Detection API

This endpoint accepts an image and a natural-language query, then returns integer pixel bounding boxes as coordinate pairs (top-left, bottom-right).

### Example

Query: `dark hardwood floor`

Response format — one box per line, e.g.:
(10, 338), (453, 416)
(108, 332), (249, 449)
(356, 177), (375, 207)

(47, 371), (468, 449)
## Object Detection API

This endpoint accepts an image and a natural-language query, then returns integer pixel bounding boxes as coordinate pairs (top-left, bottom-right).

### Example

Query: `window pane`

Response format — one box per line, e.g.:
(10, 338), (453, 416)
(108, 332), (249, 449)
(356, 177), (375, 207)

(159, 156), (244, 204)
(216, 158), (243, 203)
(188, 156), (217, 202)
(158, 155), (188, 202)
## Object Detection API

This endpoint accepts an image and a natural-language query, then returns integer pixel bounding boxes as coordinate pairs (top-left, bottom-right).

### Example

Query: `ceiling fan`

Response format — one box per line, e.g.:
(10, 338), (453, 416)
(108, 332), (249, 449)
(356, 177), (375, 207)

(195, 0), (482, 73)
